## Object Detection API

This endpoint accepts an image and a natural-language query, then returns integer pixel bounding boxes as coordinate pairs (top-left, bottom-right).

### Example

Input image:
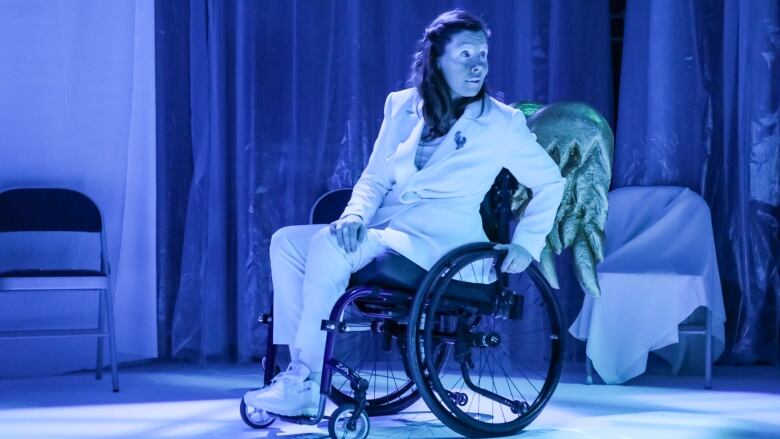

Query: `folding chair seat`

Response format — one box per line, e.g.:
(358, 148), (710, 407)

(0, 269), (108, 290)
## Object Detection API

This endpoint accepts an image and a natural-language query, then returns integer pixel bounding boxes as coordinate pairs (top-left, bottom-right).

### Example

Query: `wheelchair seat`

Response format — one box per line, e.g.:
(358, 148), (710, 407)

(349, 250), (497, 306)
(348, 251), (424, 291)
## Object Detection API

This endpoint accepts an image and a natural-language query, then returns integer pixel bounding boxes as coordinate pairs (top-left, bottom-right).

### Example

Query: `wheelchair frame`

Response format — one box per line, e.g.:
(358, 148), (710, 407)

(243, 170), (565, 438)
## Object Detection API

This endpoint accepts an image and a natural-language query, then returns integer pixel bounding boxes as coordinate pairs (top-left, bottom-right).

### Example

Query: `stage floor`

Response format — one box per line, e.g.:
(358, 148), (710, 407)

(0, 362), (778, 438)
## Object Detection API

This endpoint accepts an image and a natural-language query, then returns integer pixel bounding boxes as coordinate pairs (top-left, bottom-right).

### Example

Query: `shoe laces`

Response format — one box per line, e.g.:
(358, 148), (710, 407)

(270, 362), (310, 387)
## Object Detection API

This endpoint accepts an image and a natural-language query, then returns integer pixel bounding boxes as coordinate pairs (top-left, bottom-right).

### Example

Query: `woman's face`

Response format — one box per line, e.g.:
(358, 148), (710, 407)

(437, 30), (489, 99)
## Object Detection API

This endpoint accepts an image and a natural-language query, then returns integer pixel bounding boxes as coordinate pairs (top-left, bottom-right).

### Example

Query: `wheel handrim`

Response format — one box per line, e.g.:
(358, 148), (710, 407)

(408, 246), (564, 436)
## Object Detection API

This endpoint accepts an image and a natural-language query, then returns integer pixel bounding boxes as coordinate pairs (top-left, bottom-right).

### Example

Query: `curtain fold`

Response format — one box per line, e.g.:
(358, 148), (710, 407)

(614, 0), (779, 363)
(155, 0), (193, 359)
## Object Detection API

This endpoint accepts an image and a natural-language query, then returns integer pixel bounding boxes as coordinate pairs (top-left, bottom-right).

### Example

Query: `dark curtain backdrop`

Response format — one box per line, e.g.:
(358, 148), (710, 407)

(155, 0), (613, 362)
(155, 0), (779, 365)
(614, 0), (780, 364)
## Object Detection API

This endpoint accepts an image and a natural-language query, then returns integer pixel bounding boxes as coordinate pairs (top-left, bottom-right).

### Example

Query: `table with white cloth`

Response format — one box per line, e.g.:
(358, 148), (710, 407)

(569, 186), (726, 384)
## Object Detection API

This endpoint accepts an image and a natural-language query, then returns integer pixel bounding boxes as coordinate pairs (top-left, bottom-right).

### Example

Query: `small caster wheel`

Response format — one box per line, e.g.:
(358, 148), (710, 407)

(240, 398), (275, 429)
(328, 404), (370, 439)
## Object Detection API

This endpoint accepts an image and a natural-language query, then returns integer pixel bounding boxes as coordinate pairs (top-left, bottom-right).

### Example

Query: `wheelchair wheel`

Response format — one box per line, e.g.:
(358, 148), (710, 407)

(328, 290), (421, 416)
(407, 243), (565, 438)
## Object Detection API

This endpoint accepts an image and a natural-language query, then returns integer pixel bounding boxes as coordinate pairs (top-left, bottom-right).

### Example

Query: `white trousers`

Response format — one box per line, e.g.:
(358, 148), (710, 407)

(270, 224), (387, 372)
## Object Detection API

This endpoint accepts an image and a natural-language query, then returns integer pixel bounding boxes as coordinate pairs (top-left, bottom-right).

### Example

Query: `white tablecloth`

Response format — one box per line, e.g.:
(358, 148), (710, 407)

(569, 186), (726, 384)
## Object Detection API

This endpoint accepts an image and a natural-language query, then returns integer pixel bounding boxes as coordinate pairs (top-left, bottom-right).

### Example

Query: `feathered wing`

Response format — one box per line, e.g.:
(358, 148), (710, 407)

(511, 102), (614, 297)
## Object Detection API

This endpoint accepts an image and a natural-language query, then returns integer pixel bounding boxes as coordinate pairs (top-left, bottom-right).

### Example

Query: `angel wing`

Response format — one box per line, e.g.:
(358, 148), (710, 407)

(511, 102), (614, 297)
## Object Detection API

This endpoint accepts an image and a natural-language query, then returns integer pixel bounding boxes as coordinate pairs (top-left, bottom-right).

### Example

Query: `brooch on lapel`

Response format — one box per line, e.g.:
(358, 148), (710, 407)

(455, 131), (467, 150)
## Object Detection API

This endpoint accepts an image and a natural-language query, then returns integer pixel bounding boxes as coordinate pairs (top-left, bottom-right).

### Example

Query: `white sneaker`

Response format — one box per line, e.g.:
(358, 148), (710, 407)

(242, 360), (301, 399)
(243, 362), (320, 417)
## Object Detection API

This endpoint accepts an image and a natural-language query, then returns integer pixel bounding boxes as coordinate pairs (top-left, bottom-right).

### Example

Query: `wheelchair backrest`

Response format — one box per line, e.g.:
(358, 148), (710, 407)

(479, 168), (517, 244)
(310, 189), (355, 225)
(312, 168), (518, 243)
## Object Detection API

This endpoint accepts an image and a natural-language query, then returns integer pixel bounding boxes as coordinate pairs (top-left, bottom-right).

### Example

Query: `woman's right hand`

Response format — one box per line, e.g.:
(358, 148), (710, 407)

(330, 214), (366, 253)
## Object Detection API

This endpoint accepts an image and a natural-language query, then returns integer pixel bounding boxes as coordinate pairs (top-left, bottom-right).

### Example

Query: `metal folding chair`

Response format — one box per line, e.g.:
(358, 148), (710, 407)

(0, 188), (119, 391)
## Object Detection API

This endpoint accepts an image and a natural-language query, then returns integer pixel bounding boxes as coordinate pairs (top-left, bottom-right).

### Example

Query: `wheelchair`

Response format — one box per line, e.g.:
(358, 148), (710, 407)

(241, 170), (565, 438)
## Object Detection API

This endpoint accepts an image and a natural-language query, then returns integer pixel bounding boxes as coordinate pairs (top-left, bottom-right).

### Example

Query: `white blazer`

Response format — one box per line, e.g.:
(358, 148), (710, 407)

(341, 88), (565, 271)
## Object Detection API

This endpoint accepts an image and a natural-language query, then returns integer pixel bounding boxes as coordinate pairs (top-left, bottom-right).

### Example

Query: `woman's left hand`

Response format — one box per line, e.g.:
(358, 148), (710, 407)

(493, 243), (533, 273)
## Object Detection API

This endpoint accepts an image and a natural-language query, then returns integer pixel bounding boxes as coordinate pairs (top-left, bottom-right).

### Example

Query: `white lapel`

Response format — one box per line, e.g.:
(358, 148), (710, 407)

(392, 98), (425, 188)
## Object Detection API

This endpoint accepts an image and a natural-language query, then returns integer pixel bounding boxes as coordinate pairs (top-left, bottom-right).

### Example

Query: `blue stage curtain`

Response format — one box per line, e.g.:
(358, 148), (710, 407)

(614, 0), (779, 363)
(154, 0), (613, 361)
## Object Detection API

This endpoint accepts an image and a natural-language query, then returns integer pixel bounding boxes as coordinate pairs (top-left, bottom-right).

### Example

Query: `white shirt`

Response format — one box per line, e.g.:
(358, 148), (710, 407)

(415, 131), (445, 169)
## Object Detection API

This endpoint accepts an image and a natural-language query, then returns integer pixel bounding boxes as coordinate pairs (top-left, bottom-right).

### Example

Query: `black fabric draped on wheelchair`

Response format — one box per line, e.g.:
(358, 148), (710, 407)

(244, 169), (565, 438)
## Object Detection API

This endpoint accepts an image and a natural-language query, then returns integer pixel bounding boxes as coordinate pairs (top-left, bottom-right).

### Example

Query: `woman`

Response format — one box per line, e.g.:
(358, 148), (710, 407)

(244, 9), (565, 417)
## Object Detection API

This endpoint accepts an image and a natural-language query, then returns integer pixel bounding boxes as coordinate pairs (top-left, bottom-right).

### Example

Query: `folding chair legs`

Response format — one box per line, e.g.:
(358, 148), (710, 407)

(95, 290), (106, 380)
(95, 288), (119, 392)
(585, 356), (594, 385)
(104, 287), (120, 392)
(583, 310), (714, 388)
